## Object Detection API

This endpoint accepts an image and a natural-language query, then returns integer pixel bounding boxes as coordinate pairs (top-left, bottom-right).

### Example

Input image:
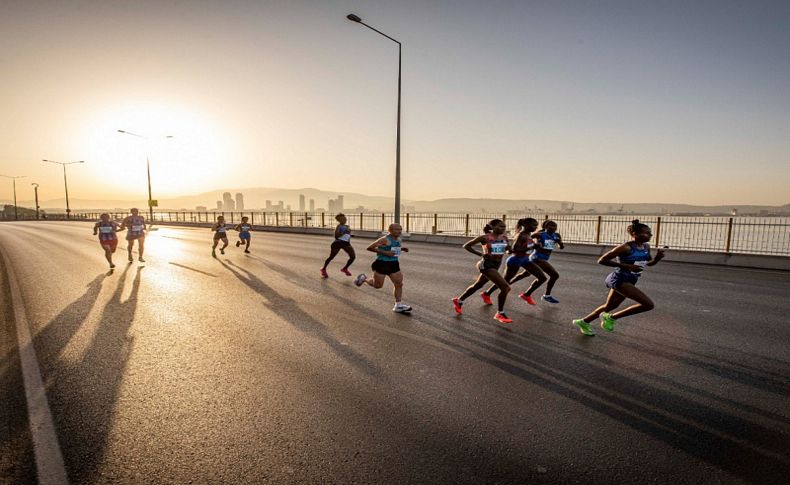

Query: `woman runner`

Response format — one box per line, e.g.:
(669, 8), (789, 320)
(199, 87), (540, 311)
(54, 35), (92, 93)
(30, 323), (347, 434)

(526, 220), (564, 304)
(234, 216), (253, 253)
(120, 208), (146, 263)
(572, 219), (666, 336)
(452, 219), (513, 324)
(354, 223), (411, 314)
(93, 213), (123, 269)
(320, 213), (355, 278)
(211, 215), (229, 257)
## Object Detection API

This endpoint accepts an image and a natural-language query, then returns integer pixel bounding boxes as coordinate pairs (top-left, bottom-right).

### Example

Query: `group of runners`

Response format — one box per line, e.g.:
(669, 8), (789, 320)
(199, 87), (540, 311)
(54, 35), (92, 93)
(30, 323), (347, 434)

(94, 210), (665, 336)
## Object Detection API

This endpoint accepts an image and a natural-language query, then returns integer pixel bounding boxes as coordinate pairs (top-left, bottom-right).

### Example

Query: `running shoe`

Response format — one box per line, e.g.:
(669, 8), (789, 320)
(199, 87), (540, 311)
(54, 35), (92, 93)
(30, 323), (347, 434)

(236, 241), (241, 247)
(128, 254), (133, 262)
(573, 319), (595, 336)
(519, 292), (537, 305)
(244, 250), (250, 254)
(354, 273), (367, 287)
(452, 297), (463, 315)
(600, 312), (616, 332)
(542, 295), (560, 304)
(340, 268), (352, 277)
(220, 248), (225, 255)
(493, 312), (513, 324)
(138, 257), (145, 263)
(320, 267), (328, 278)
(393, 303), (412, 313)
(109, 263), (116, 269)
(480, 292), (493, 306)
(212, 249), (217, 258)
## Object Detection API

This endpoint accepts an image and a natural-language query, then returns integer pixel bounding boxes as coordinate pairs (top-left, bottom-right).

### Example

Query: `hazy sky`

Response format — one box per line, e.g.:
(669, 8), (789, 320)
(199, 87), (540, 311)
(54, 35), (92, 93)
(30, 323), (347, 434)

(1, 0), (789, 206)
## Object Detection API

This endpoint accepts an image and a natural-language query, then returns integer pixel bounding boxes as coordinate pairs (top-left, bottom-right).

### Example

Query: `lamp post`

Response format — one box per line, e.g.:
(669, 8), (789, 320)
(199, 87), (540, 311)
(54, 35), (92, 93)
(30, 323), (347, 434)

(117, 130), (173, 223)
(346, 13), (403, 224)
(42, 159), (84, 219)
(0, 175), (26, 220)
(31, 183), (40, 219)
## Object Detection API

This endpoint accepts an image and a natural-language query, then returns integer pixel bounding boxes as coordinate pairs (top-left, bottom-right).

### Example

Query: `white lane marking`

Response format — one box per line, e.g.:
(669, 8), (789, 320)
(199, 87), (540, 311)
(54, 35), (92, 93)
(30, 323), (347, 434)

(1, 247), (69, 484)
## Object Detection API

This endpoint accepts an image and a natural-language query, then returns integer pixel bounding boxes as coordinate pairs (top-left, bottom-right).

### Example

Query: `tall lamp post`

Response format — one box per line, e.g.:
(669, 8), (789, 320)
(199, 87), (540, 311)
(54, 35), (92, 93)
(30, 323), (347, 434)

(117, 130), (173, 223)
(0, 175), (26, 220)
(42, 159), (84, 219)
(31, 183), (40, 219)
(346, 13), (403, 224)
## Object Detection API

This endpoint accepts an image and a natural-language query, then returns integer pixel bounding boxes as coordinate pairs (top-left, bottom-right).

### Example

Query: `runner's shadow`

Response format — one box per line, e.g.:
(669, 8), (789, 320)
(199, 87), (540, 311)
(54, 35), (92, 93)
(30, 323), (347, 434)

(52, 265), (144, 482)
(217, 259), (383, 379)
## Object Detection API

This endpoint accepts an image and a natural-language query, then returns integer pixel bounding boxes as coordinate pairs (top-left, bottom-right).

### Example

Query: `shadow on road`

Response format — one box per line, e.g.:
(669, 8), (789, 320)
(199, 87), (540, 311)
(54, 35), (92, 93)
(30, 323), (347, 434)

(216, 259), (384, 379)
(249, 255), (790, 483)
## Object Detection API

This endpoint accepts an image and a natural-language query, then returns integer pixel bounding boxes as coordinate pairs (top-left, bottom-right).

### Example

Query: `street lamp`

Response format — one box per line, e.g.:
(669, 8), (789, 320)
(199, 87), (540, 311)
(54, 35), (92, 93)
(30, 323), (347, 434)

(117, 130), (173, 223)
(31, 183), (40, 219)
(0, 175), (26, 220)
(42, 159), (84, 219)
(346, 13), (403, 224)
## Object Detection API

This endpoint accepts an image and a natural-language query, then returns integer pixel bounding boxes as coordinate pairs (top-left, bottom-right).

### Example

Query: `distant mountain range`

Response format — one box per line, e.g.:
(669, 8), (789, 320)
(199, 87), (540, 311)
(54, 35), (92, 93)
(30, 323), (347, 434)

(5, 186), (790, 216)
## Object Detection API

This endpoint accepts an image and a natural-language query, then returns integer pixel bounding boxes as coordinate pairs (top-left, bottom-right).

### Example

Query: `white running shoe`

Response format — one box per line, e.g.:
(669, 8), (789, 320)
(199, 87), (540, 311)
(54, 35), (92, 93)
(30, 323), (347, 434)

(354, 273), (367, 287)
(393, 303), (412, 313)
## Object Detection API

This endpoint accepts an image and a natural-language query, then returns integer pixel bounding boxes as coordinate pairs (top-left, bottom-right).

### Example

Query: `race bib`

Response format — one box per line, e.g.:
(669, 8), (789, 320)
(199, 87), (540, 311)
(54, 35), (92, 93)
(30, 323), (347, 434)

(99, 226), (114, 234)
(490, 242), (507, 255)
(391, 247), (402, 258)
(543, 239), (557, 250)
(634, 260), (648, 269)
(339, 234), (351, 242)
(241, 225), (250, 232)
(217, 227), (226, 233)
(131, 224), (144, 232)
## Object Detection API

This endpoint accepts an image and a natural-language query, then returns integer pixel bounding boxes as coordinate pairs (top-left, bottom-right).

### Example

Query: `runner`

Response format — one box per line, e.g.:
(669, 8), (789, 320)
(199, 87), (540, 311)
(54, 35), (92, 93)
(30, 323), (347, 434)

(480, 217), (547, 306)
(452, 219), (513, 324)
(234, 216), (253, 253)
(528, 219), (564, 304)
(354, 223), (412, 314)
(120, 208), (147, 263)
(320, 213), (355, 278)
(572, 219), (666, 336)
(211, 215), (229, 258)
(93, 213), (123, 269)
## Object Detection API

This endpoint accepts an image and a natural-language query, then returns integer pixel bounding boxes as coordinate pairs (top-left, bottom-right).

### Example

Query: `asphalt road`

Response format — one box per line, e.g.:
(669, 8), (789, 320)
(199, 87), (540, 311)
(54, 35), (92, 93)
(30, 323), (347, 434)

(2, 221), (790, 484)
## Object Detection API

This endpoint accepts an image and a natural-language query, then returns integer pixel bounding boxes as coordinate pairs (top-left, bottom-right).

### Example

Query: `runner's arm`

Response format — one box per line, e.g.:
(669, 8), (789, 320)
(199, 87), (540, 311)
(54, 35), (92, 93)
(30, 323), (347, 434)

(598, 244), (640, 272)
(462, 235), (486, 257)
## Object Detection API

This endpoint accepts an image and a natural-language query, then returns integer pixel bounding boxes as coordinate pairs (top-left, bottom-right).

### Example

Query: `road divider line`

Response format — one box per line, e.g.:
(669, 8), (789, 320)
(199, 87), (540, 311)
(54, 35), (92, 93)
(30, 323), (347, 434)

(1, 246), (69, 485)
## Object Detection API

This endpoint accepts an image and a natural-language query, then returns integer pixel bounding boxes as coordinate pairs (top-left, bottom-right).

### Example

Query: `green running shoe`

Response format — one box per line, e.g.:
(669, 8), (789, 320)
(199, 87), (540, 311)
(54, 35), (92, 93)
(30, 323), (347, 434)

(573, 319), (595, 336)
(600, 312), (616, 332)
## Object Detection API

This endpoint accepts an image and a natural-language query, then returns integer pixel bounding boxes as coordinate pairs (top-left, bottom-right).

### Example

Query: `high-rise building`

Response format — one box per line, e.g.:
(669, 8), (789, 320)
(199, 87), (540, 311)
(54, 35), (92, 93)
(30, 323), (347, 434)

(196, 206), (207, 212)
(328, 199), (336, 213)
(299, 194), (305, 212)
(235, 193), (244, 211)
(216, 200), (223, 210)
(309, 199), (315, 211)
(337, 195), (344, 211)
(222, 192), (235, 211)
(265, 200), (272, 209)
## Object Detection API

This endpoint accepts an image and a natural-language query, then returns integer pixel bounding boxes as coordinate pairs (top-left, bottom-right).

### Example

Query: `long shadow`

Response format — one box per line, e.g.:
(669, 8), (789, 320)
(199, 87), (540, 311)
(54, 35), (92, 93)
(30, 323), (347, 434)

(216, 259), (383, 379)
(229, 255), (790, 481)
(50, 265), (144, 482)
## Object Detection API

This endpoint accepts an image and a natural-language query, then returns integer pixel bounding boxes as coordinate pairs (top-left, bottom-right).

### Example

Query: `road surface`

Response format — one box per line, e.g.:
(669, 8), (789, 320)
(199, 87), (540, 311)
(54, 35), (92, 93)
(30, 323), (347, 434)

(2, 221), (789, 484)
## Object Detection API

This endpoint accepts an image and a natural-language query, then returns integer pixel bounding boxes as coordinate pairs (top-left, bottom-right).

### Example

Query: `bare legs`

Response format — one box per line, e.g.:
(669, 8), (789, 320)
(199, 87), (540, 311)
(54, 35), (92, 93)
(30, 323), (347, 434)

(582, 284), (654, 323)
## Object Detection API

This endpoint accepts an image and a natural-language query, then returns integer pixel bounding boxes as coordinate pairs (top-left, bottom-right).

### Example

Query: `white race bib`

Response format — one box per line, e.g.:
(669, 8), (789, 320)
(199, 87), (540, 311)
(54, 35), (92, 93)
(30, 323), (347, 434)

(217, 227), (226, 233)
(132, 224), (144, 232)
(544, 240), (556, 250)
(99, 226), (113, 234)
(634, 260), (648, 269)
(391, 247), (402, 258)
(339, 234), (351, 242)
(490, 242), (507, 255)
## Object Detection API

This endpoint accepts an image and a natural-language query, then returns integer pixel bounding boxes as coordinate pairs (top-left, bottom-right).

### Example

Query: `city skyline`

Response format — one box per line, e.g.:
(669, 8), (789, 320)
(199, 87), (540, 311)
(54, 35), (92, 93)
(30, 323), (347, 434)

(1, 1), (789, 206)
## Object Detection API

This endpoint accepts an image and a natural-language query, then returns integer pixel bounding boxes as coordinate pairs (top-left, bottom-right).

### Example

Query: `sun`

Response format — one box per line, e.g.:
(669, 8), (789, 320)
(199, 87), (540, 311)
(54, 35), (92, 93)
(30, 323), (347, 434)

(75, 101), (237, 202)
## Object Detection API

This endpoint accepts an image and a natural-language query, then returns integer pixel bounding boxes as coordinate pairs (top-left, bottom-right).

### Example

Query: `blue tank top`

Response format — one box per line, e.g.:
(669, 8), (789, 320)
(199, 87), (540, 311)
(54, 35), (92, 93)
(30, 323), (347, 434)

(537, 231), (560, 252)
(616, 242), (651, 275)
(376, 235), (401, 262)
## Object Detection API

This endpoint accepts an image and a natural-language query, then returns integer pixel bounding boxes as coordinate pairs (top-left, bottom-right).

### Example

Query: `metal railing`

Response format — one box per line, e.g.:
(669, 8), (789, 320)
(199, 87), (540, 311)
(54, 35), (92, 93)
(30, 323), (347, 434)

(3, 210), (789, 256)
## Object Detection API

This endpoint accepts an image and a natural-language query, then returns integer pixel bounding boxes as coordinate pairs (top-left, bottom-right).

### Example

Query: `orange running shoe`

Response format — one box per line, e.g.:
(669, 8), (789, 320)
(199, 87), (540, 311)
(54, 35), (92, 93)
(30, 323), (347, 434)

(519, 292), (537, 305)
(493, 312), (513, 324)
(480, 292), (493, 306)
(452, 297), (463, 315)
